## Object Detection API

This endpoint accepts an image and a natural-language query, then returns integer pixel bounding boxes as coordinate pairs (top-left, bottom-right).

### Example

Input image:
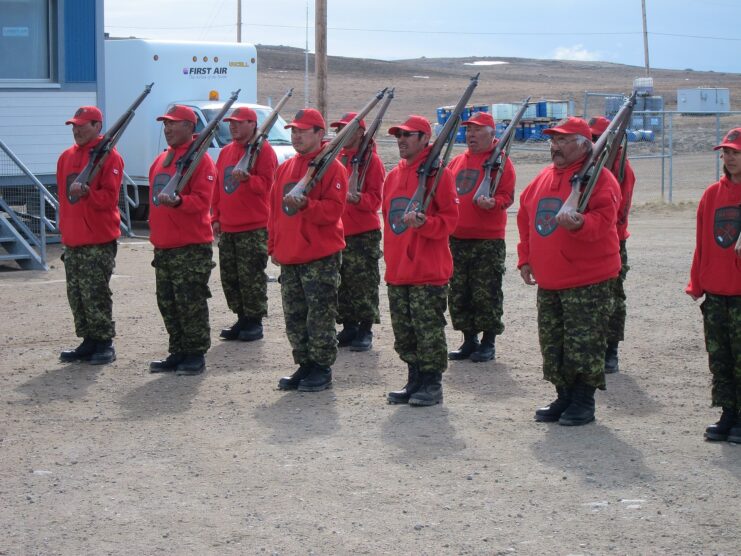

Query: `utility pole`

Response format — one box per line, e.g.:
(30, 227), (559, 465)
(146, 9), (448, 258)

(641, 0), (650, 76)
(315, 0), (327, 119)
(304, 1), (309, 106)
(237, 0), (242, 43)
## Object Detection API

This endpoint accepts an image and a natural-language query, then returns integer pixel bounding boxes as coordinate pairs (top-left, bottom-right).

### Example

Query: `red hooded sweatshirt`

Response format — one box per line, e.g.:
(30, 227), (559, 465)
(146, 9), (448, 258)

(268, 147), (347, 264)
(686, 176), (741, 297)
(212, 139), (278, 233)
(447, 141), (516, 240)
(517, 158), (621, 290)
(56, 136), (122, 247)
(148, 140), (215, 249)
(382, 146), (459, 286)
(337, 146), (385, 236)
(609, 148), (636, 241)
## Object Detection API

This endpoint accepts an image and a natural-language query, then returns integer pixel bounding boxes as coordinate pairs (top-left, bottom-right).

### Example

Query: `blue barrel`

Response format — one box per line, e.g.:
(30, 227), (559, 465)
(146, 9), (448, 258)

(455, 126), (467, 143)
(642, 129), (655, 142)
(495, 123), (507, 138)
(515, 127), (525, 141)
(436, 107), (448, 125)
(626, 130), (638, 142)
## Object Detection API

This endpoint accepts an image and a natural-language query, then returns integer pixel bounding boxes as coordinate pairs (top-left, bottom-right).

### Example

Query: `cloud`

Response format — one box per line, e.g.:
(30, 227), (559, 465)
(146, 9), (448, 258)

(553, 44), (601, 62)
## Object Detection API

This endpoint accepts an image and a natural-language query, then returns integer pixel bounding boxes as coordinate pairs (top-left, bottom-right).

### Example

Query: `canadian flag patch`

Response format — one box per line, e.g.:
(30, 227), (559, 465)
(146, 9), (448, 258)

(454, 197), (460, 204)
(336, 181), (341, 190)
(113, 169), (119, 175)
(208, 175), (214, 181)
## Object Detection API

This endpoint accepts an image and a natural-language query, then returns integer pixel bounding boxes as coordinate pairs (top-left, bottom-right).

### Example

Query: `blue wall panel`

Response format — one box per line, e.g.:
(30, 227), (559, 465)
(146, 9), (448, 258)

(64, 0), (96, 82)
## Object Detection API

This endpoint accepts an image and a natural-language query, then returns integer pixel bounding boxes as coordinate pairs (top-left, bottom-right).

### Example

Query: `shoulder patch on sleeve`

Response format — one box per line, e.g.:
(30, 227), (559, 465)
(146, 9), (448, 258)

(336, 181), (342, 190)
(454, 197), (460, 204)
(113, 168), (119, 175)
(208, 175), (215, 181)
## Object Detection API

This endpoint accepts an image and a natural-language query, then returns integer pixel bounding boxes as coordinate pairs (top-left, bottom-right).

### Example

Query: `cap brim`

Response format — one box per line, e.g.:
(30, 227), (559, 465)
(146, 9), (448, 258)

(713, 143), (741, 151)
(461, 121), (487, 127)
(224, 117), (255, 122)
(65, 118), (88, 125)
(285, 122), (315, 130)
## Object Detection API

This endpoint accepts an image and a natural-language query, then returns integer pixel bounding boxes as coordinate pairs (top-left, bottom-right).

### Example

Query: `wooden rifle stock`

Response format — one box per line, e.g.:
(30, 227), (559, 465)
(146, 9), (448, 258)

(472, 96), (531, 204)
(69, 82), (154, 201)
(283, 88), (387, 215)
(405, 74), (479, 216)
(557, 91), (637, 217)
(233, 87), (294, 176)
(348, 88), (395, 195)
(160, 89), (240, 200)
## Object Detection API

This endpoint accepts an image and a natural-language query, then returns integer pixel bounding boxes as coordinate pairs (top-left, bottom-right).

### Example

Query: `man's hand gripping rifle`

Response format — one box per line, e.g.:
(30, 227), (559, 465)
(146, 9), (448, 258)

(403, 74), (479, 226)
(69, 83), (154, 202)
(158, 89), (241, 204)
(282, 88), (388, 216)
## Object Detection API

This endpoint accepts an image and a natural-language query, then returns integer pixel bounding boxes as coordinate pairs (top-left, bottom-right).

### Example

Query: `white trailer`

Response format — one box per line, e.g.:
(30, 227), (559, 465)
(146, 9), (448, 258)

(104, 39), (294, 218)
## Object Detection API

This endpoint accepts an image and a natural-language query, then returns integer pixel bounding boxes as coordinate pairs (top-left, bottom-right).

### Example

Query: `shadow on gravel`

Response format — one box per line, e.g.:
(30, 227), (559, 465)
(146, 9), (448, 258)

(603, 373), (663, 416)
(381, 405), (466, 462)
(445, 361), (527, 400)
(14, 363), (103, 405)
(334, 349), (383, 387)
(531, 423), (654, 487)
(119, 373), (205, 420)
(206, 339), (270, 374)
(252, 390), (339, 445)
(718, 444), (741, 479)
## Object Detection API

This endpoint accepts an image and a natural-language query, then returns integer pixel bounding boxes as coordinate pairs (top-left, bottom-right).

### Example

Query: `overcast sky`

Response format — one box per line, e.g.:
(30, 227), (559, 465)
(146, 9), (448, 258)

(105, 0), (740, 74)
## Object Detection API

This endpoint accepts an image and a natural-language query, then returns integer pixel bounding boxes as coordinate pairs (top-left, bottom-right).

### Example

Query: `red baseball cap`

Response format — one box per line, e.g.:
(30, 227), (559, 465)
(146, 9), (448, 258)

(714, 128), (741, 151)
(285, 108), (326, 130)
(543, 117), (592, 140)
(157, 105), (197, 124)
(66, 106), (103, 125)
(388, 115), (432, 137)
(462, 112), (496, 128)
(224, 107), (257, 123)
(588, 116), (611, 137)
(330, 112), (366, 130)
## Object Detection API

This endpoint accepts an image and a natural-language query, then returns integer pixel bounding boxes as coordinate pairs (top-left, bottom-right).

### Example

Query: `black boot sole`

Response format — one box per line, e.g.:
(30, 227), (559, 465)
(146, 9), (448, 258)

(387, 394), (410, 404)
(408, 396), (443, 407)
(297, 381), (332, 392)
(470, 352), (494, 363)
(559, 415), (595, 426)
(704, 432), (729, 441)
(238, 332), (264, 342)
(534, 413), (561, 422)
(89, 354), (116, 365)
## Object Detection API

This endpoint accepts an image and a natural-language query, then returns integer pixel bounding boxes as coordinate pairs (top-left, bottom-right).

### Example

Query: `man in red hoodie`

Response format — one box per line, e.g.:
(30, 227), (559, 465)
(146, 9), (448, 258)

(447, 112), (516, 363)
(517, 117), (621, 426)
(686, 128), (741, 444)
(329, 112), (385, 352)
(589, 116), (637, 374)
(269, 108), (348, 392)
(383, 115), (459, 406)
(213, 107), (278, 343)
(147, 105), (216, 376)
(57, 106), (123, 365)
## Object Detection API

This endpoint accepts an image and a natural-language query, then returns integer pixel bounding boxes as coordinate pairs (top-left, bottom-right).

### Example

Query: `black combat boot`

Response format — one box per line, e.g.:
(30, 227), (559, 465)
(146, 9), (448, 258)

(298, 364), (333, 392)
(409, 372), (443, 406)
(387, 364), (422, 404)
(220, 314), (247, 341)
(238, 318), (264, 342)
(559, 381), (596, 426)
(534, 386), (572, 422)
(704, 407), (737, 441)
(277, 364), (312, 390)
(150, 352), (185, 373)
(470, 330), (496, 363)
(337, 323), (359, 347)
(175, 353), (206, 376)
(89, 340), (116, 365)
(350, 321), (373, 352)
(725, 410), (741, 444)
(60, 338), (96, 362)
(448, 332), (480, 361)
(604, 342), (619, 374)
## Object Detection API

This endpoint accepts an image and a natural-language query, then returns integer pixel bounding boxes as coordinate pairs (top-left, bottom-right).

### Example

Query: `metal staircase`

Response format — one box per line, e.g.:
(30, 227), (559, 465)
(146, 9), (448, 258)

(0, 138), (138, 271)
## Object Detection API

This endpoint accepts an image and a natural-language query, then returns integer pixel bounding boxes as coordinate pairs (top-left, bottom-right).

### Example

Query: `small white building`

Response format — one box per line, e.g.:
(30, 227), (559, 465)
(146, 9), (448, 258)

(677, 88), (731, 113)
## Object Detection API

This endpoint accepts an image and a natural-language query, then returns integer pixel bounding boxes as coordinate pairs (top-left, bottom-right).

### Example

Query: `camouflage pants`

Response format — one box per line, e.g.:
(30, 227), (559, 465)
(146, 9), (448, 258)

(449, 237), (506, 335)
(701, 293), (741, 410)
(337, 229), (381, 325)
(218, 228), (268, 320)
(537, 280), (615, 390)
(606, 240), (629, 343)
(387, 284), (449, 374)
(152, 244), (214, 355)
(63, 241), (117, 341)
(280, 253), (341, 367)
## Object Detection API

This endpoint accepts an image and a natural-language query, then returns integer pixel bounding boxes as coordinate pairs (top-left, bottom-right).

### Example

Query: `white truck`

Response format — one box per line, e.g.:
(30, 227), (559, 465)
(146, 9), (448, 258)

(104, 39), (294, 218)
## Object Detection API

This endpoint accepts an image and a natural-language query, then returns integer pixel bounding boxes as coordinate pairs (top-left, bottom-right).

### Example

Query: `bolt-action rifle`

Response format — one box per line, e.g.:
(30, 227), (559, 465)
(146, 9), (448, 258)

(69, 82), (154, 202)
(347, 88), (395, 195)
(283, 88), (388, 215)
(404, 73), (479, 217)
(233, 87), (293, 176)
(472, 96), (531, 204)
(159, 89), (241, 201)
(557, 91), (637, 217)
